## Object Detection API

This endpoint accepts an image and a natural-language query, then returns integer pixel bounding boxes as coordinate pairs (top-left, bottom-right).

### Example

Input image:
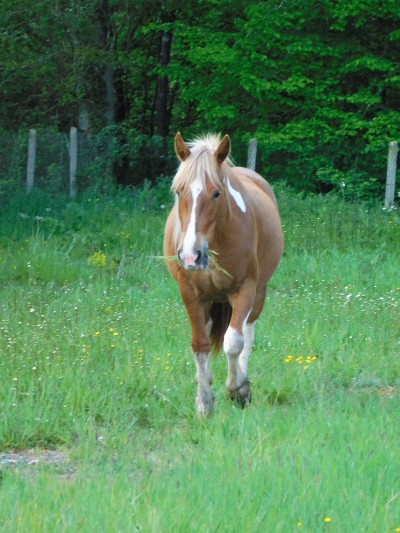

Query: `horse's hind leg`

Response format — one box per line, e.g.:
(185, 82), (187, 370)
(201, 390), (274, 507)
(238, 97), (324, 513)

(238, 322), (255, 377)
(237, 320), (256, 401)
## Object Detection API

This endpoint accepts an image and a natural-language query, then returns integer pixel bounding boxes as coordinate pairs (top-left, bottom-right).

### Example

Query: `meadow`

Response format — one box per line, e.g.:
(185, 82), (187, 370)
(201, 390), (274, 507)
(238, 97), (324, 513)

(0, 186), (399, 532)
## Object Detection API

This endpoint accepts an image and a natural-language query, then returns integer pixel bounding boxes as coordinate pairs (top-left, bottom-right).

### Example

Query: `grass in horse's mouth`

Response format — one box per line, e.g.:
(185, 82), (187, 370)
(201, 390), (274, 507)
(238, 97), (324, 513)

(153, 250), (233, 278)
(206, 250), (233, 278)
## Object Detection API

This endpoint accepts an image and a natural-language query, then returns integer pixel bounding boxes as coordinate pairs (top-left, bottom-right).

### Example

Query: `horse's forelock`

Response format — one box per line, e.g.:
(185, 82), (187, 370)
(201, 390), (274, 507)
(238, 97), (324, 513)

(172, 134), (229, 194)
(187, 133), (222, 153)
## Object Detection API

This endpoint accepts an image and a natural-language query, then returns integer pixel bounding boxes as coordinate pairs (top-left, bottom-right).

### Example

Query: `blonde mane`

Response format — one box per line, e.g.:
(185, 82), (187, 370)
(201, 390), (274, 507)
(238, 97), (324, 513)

(172, 134), (232, 193)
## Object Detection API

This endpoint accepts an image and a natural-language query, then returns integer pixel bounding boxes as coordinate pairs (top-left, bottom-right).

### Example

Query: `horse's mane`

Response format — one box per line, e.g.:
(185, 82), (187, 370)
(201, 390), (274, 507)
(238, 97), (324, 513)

(172, 134), (233, 194)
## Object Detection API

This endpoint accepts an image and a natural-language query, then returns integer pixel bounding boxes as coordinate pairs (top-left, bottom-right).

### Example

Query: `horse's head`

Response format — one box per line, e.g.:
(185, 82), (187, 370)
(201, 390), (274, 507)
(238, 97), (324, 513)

(172, 132), (231, 271)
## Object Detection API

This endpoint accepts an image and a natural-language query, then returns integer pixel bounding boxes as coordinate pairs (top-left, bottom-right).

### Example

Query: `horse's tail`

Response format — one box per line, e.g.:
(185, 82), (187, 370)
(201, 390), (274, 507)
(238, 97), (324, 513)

(209, 302), (232, 354)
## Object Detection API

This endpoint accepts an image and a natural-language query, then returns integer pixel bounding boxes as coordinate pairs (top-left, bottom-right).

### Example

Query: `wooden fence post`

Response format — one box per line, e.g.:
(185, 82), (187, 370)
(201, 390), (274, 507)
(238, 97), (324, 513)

(385, 141), (398, 209)
(26, 129), (37, 193)
(247, 138), (257, 171)
(69, 127), (78, 198)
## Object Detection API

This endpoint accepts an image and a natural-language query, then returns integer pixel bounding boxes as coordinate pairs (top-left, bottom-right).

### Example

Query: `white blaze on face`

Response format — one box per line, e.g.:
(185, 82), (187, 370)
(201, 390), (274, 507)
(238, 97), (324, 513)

(226, 177), (246, 213)
(181, 180), (203, 267)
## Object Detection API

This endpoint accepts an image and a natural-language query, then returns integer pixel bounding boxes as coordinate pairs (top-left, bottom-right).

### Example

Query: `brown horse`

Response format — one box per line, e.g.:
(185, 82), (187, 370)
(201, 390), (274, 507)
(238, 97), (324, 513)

(164, 133), (283, 415)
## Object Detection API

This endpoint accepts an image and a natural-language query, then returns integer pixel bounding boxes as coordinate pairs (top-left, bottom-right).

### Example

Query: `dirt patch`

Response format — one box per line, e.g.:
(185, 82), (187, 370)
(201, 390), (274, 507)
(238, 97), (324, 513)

(0, 449), (75, 480)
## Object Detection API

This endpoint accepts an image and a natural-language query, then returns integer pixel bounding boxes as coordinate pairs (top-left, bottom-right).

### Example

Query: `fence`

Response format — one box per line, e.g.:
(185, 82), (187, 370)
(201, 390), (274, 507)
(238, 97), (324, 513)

(0, 128), (115, 197)
(385, 141), (398, 209)
(0, 128), (398, 206)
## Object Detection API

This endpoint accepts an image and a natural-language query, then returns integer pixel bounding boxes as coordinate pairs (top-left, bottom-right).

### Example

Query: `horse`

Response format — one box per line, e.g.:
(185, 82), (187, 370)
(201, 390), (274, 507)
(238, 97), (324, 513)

(164, 132), (283, 415)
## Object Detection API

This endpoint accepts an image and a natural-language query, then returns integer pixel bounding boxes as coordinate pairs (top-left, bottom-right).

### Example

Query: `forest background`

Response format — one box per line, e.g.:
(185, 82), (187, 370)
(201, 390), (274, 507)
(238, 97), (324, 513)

(1, 0), (399, 198)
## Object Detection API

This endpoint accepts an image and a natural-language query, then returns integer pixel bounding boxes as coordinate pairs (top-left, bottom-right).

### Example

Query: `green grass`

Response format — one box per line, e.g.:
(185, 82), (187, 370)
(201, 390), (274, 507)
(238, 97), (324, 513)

(0, 187), (399, 532)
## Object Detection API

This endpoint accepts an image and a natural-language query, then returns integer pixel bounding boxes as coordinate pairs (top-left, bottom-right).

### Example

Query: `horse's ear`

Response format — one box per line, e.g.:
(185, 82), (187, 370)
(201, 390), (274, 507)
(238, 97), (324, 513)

(214, 134), (231, 164)
(175, 132), (190, 162)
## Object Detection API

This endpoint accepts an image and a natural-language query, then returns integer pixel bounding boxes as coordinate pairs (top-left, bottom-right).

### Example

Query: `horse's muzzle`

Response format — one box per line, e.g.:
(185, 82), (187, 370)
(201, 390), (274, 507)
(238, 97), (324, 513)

(178, 248), (209, 270)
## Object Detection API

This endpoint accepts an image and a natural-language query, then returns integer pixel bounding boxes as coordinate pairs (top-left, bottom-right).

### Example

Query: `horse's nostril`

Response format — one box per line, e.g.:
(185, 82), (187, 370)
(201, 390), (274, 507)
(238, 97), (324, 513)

(195, 250), (203, 265)
(177, 249), (207, 268)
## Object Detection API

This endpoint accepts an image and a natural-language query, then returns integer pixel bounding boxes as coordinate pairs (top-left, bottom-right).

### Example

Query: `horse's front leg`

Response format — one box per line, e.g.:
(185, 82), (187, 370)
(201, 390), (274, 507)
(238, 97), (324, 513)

(224, 283), (258, 407)
(179, 283), (213, 416)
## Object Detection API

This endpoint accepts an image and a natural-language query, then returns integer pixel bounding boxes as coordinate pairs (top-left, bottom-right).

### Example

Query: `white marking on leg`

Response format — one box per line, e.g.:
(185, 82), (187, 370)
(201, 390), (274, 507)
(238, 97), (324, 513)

(226, 177), (246, 213)
(181, 180), (202, 267)
(239, 321), (255, 378)
(193, 351), (214, 415)
(224, 327), (244, 392)
(224, 326), (244, 356)
(224, 309), (252, 392)
(194, 351), (212, 385)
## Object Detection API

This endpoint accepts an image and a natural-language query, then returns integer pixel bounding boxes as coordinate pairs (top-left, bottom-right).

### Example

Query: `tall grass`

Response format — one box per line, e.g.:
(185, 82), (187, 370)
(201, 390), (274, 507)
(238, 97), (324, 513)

(0, 187), (399, 532)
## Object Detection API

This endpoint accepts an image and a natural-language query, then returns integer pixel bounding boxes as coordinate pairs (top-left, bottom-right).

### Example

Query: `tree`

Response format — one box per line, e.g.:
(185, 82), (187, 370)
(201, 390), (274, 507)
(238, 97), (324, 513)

(167, 0), (400, 196)
(1, 0), (399, 195)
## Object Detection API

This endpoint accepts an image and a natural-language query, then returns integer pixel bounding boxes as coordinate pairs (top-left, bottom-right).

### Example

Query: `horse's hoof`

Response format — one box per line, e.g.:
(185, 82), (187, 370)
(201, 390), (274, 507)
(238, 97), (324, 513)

(227, 379), (251, 408)
(196, 391), (214, 416)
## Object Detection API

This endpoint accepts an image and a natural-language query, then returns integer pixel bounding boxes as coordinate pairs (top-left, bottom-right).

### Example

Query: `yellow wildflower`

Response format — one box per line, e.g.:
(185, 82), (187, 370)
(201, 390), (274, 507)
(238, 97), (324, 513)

(88, 251), (107, 268)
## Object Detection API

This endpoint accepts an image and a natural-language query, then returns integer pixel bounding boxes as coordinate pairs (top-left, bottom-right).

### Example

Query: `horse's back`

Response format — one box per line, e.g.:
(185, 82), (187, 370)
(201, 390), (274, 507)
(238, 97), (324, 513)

(232, 166), (278, 207)
(231, 166), (281, 234)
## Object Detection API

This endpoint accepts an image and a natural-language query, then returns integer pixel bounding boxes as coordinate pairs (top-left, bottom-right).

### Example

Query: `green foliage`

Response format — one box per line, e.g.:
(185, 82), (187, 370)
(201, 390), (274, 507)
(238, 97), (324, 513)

(167, 0), (400, 197)
(0, 0), (399, 198)
(0, 130), (27, 197)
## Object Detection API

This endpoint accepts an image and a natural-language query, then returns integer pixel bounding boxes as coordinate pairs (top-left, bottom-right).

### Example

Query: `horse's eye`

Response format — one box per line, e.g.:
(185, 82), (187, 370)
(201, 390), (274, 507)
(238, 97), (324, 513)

(212, 190), (221, 200)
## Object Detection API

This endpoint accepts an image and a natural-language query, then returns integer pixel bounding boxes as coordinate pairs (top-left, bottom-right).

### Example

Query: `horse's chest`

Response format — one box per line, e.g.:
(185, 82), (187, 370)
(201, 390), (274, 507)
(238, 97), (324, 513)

(190, 271), (232, 303)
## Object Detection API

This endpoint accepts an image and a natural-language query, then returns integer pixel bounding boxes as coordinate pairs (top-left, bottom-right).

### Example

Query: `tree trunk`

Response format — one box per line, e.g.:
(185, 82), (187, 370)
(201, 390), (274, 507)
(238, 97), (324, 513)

(155, 12), (174, 138)
(104, 66), (115, 125)
(151, 12), (175, 180)
(97, 0), (117, 125)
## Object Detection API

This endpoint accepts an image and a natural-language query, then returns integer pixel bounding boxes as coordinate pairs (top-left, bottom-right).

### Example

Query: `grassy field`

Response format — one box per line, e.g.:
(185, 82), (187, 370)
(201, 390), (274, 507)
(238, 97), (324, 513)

(0, 186), (399, 532)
